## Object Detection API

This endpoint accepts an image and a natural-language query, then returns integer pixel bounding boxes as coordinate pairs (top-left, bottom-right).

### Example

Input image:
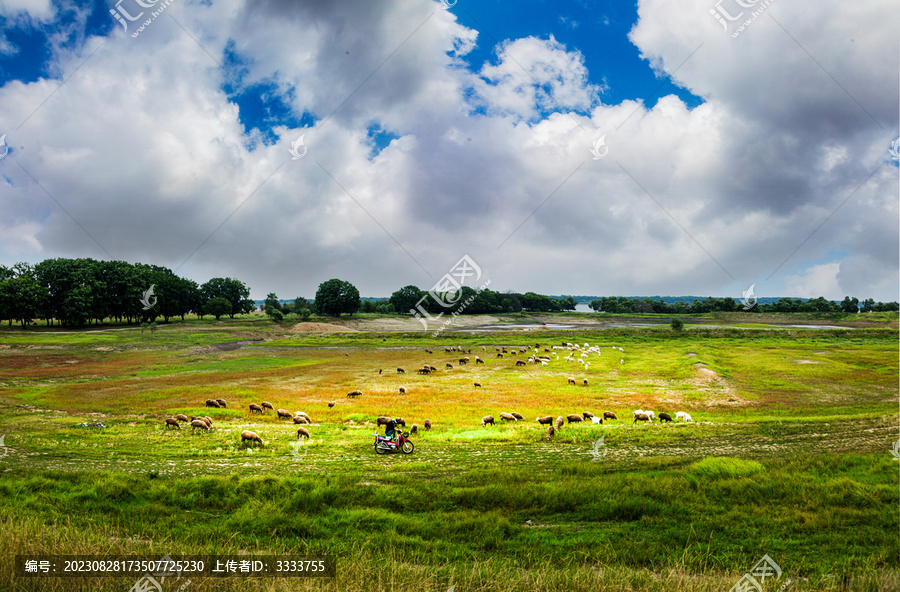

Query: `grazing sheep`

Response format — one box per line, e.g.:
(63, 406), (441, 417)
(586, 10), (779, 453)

(474, 382), (482, 388)
(481, 415), (495, 426)
(347, 390), (363, 398)
(425, 349), (432, 354)
(418, 367), (430, 375)
(410, 424), (418, 436)
(293, 410), (309, 420)
(175, 414), (189, 422)
(379, 369), (382, 374)
(241, 430), (263, 446)
(590, 416), (603, 424)
(567, 378), (576, 385)
(658, 412), (673, 423)
(276, 408), (292, 420)
(424, 418), (432, 430)
(191, 419), (209, 433)
(202, 416), (213, 427)
(446, 363), (453, 369)
(205, 399), (220, 408)
(536, 415), (554, 425)
(296, 427), (310, 440)
(516, 360), (527, 366)
(165, 418), (180, 430)
(497, 353), (504, 358)
(634, 412), (651, 423)
(676, 412), (693, 422)
(397, 368), (405, 373)
(429, 365), (437, 372)
(511, 412), (525, 421)
(249, 403), (263, 414)
(545, 425), (556, 440)
(293, 416), (310, 424)
(261, 401), (275, 412)
(500, 412), (517, 422)
(583, 379), (588, 386)
(475, 357), (484, 364)
(566, 414), (583, 424)
(583, 411), (596, 420)
(216, 399), (227, 408)
(328, 401), (336, 408)
(604, 411), (618, 421)
(399, 386), (406, 394)
(377, 416), (391, 426)
(555, 416), (564, 430)
(645, 411), (655, 421)
(459, 358), (468, 364)
(394, 418), (406, 427)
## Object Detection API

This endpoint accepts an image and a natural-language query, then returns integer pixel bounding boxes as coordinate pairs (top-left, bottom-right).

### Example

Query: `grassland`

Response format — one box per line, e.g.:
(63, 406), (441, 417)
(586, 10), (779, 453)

(0, 314), (897, 591)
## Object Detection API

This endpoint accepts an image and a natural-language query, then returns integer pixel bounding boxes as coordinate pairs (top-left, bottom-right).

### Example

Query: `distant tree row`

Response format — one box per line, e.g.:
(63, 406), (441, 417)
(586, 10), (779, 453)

(0, 258), (255, 327)
(388, 286), (576, 315)
(588, 295), (898, 314)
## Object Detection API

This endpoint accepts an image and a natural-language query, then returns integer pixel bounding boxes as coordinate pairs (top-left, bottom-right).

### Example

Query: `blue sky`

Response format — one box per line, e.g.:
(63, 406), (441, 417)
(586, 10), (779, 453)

(0, 0), (896, 300)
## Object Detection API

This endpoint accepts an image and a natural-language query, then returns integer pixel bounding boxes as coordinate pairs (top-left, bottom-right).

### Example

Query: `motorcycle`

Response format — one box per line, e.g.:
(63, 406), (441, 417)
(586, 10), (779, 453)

(373, 431), (414, 455)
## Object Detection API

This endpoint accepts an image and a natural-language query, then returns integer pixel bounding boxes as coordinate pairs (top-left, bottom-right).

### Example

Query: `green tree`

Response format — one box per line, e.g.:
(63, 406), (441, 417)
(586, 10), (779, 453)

(670, 318), (684, 331)
(206, 297), (232, 320)
(300, 308), (311, 319)
(264, 293), (282, 318)
(390, 285), (425, 315)
(200, 278), (254, 318)
(559, 296), (576, 311)
(840, 296), (859, 314)
(315, 279), (361, 316)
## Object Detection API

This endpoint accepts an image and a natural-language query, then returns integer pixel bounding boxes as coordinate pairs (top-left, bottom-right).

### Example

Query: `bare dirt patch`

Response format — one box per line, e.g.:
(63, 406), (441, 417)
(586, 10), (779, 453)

(287, 322), (358, 333)
(796, 359), (822, 364)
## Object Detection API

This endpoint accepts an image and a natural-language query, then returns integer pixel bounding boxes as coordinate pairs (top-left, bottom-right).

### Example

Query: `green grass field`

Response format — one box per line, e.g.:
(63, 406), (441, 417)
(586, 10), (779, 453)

(0, 315), (897, 591)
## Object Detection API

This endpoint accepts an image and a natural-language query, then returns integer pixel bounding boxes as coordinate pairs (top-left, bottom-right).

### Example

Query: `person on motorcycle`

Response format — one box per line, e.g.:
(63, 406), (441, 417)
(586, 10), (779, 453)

(384, 418), (403, 441)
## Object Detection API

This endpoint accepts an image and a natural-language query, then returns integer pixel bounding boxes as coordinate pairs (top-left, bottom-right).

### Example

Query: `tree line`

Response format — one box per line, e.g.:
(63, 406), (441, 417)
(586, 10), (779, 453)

(0, 258), (255, 326)
(588, 295), (898, 314)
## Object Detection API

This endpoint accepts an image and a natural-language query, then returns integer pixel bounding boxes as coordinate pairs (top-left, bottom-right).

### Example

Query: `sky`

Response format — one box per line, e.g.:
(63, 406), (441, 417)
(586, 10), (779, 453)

(0, 0), (897, 302)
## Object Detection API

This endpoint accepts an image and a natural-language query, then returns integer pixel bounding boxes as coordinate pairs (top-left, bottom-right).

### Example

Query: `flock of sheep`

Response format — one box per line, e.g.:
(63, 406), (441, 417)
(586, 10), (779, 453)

(161, 340), (698, 449)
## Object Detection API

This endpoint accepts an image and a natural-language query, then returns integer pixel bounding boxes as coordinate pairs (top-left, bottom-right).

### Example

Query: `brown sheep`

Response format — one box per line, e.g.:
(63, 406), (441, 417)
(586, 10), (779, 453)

(634, 412), (651, 423)
(536, 416), (553, 425)
(175, 414), (189, 422)
(296, 427), (310, 440)
(205, 399), (220, 408)
(567, 414), (583, 424)
(555, 416), (564, 429)
(376, 416), (391, 426)
(500, 412), (517, 422)
(410, 424), (418, 436)
(249, 403), (263, 414)
(191, 419), (209, 433)
(276, 408), (292, 420)
(481, 415), (495, 426)
(567, 378), (576, 385)
(261, 401), (275, 412)
(397, 368), (405, 373)
(474, 382), (482, 388)
(293, 416), (310, 424)
(459, 358), (468, 365)
(328, 401), (336, 408)
(511, 412), (525, 421)
(583, 379), (588, 386)
(446, 363), (453, 369)
(165, 418), (180, 429)
(425, 348), (432, 354)
(604, 411), (618, 421)
(347, 390), (363, 398)
(658, 412), (673, 423)
(583, 411), (596, 420)
(424, 418), (432, 431)
(216, 398), (227, 408)
(475, 357), (484, 364)
(399, 386), (406, 394)
(241, 430), (263, 446)
(295, 411), (311, 420)
(429, 365), (437, 372)
(515, 360), (527, 366)
(545, 425), (556, 440)
(496, 353), (504, 358)
(200, 416), (213, 427)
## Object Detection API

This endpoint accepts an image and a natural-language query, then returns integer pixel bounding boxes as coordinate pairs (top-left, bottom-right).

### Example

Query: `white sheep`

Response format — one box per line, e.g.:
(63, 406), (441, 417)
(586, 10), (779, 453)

(675, 411), (693, 422)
